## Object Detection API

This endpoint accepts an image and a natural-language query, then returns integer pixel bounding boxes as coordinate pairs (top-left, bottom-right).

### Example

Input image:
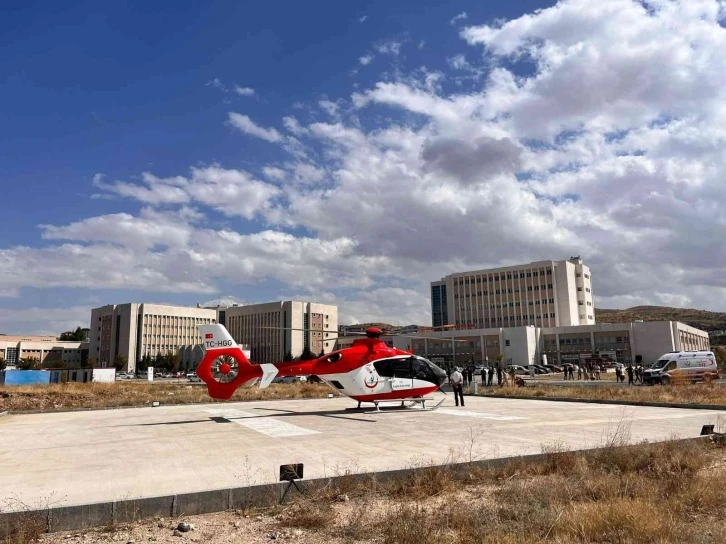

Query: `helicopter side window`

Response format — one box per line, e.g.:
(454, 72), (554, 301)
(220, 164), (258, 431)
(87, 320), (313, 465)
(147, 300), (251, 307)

(373, 359), (395, 378)
(392, 359), (413, 379)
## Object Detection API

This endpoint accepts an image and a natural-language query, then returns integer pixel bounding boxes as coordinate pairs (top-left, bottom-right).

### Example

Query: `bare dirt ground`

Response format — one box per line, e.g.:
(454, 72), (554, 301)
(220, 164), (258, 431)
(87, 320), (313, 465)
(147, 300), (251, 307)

(16, 437), (726, 544)
(480, 382), (726, 406)
(0, 382), (332, 412)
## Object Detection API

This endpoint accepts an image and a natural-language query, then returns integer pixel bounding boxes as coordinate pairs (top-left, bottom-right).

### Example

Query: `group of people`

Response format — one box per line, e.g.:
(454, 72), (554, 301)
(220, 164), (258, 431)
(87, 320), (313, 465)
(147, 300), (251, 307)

(615, 364), (645, 385)
(562, 363), (602, 381)
(563, 362), (646, 385)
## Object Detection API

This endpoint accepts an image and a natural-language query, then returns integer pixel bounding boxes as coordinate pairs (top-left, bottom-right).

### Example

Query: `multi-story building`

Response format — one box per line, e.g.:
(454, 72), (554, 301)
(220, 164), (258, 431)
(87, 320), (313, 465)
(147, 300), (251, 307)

(431, 257), (594, 330)
(88, 303), (217, 372)
(0, 336), (88, 368)
(405, 321), (710, 370)
(224, 301), (338, 364)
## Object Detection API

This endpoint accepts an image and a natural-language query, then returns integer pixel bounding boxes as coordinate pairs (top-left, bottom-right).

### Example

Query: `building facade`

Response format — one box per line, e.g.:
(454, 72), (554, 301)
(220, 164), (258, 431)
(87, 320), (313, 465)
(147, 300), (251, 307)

(431, 257), (594, 330)
(224, 301), (338, 364)
(405, 321), (710, 370)
(0, 336), (88, 369)
(88, 303), (217, 372)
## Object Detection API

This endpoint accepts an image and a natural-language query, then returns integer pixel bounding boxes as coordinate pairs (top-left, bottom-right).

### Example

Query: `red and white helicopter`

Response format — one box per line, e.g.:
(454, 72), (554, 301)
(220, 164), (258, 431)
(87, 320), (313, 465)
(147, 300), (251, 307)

(196, 324), (450, 410)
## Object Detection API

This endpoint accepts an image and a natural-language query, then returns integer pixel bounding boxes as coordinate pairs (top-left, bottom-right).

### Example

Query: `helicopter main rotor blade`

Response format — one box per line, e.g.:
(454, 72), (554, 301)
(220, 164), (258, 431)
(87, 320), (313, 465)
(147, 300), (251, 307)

(259, 326), (366, 335)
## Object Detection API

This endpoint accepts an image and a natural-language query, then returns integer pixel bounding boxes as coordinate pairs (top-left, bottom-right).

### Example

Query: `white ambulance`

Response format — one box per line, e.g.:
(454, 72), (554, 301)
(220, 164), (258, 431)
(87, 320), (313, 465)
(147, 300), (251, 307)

(643, 351), (719, 385)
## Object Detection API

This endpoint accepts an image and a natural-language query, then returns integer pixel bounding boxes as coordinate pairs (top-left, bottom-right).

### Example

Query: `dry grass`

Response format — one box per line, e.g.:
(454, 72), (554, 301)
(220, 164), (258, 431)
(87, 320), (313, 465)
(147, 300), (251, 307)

(0, 512), (45, 544)
(0, 381), (333, 412)
(269, 438), (726, 544)
(36, 438), (726, 543)
(482, 382), (726, 405)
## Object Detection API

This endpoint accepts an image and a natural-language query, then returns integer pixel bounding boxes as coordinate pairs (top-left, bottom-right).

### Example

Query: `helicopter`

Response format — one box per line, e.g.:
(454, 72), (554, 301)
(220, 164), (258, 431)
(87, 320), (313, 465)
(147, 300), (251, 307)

(196, 323), (450, 410)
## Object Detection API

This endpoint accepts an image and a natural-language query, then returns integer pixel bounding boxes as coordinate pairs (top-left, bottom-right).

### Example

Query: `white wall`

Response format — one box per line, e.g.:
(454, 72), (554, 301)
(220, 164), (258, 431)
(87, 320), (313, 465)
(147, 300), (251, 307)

(92, 368), (116, 383)
(631, 321), (676, 365)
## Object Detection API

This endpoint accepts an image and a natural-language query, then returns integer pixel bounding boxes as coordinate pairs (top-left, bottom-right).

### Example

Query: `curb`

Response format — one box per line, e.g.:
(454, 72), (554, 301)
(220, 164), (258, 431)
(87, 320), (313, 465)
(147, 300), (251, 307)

(0, 411), (7, 418)
(478, 393), (726, 411)
(0, 436), (711, 535)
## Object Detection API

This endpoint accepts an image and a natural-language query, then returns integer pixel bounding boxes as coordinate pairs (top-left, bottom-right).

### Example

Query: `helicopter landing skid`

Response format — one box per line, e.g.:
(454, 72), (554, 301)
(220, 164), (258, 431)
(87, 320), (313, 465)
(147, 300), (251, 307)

(352, 397), (445, 412)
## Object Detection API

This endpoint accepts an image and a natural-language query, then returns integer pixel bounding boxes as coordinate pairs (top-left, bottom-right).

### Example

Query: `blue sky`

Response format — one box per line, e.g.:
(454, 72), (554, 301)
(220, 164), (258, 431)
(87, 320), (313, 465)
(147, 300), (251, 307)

(2, 0), (725, 334)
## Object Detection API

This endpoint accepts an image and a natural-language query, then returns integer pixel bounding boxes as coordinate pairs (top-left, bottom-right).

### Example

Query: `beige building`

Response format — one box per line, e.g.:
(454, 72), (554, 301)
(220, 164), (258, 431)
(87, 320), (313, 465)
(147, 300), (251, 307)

(224, 301), (338, 364)
(405, 321), (710, 369)
(89, 303), (217, 372)
(0, 336), (88, 368)
(431, 257), (594, 330)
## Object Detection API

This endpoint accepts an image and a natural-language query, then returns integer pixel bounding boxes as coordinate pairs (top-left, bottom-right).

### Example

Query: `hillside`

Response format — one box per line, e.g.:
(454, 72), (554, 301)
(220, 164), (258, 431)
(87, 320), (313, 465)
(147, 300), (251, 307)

(596, 306), (726, 332)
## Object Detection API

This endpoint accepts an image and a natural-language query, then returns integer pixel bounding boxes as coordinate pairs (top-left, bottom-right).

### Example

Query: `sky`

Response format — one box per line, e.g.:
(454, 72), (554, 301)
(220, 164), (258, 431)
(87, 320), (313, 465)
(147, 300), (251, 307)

(2, 0), (726, 335)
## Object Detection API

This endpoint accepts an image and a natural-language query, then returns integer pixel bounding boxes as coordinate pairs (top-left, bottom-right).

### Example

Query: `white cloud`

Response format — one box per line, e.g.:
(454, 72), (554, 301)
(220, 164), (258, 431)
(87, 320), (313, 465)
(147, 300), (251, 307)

(206, 78), (225, 89)
(97, 166), (280, 219)
(318, 99), (341, 117)
(448, 54), (470, 70)
(374, 40), (403, 56)
(359, 54), (374, 66)
(234, 86), (255, 96)
(263, 166), (287, 181)
(227, 112), (283, 142)
(450, 12), (468, 25)
(6, 0), (726, 334)
(0, 306), (91, 336)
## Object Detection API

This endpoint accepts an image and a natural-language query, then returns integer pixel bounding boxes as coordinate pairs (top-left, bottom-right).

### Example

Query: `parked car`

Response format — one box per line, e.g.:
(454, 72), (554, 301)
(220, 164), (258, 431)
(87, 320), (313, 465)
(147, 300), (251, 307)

(115, 372), (133, 380)
(542, 364), (563, 373)
(162, 373), (174, 378)
(272, 376), (301, 384)
(530, 364), (550, 374)
(186, 372), (202, 383)
(507, 365), (529, 375)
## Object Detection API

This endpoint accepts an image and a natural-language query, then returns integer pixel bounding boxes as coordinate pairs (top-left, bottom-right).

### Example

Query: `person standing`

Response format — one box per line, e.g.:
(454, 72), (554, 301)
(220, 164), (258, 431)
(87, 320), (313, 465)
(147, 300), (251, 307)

(496, 366), (502, 387)
(627, 364), (634, 386)
(488, 366), (494, 386)
(595, 364), (601, 380)
(450, 367), (465, 407)
(577, 365), (582, 380)
(481, 367), (487, 386)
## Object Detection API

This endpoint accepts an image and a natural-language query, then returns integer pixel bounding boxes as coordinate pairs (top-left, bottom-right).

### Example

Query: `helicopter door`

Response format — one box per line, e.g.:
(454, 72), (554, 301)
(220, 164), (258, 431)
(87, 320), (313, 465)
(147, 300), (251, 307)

(390, 358), (413, 391)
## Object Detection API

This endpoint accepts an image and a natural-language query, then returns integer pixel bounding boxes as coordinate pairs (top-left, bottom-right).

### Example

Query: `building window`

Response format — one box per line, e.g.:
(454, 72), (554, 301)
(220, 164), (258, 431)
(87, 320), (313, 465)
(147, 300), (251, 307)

(505, 340), (510, 347)
(577, 287), (583, 292)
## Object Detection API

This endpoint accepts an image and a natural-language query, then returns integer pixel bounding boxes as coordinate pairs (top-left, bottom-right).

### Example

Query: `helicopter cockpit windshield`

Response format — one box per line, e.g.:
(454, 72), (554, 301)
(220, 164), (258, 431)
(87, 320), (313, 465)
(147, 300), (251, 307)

(412, 356), (448, 386)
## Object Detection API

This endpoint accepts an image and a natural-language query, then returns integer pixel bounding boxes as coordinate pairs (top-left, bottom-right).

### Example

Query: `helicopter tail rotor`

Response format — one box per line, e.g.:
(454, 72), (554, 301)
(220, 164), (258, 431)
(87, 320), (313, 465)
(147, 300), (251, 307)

(196, 324), (262, 400)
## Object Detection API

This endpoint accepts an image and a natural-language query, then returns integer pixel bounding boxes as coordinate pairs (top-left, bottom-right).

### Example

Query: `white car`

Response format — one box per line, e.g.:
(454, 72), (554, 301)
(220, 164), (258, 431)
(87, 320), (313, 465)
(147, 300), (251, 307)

(507, 365), (529, 375)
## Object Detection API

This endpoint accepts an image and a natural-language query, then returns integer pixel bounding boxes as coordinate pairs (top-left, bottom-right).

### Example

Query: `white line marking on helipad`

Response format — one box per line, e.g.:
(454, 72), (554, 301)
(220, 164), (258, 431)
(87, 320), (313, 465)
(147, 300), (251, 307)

(205, 409), (320, 438)
(434, 408), (527, 421)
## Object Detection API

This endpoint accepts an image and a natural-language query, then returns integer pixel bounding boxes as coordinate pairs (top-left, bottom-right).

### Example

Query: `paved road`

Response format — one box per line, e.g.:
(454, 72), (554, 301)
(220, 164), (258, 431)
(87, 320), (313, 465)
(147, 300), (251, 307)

(0, 395), (721, 511)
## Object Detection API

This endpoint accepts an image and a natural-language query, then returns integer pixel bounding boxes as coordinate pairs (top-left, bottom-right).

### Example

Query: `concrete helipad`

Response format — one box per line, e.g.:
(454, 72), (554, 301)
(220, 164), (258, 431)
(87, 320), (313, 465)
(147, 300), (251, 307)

(0, 395), (722, 511)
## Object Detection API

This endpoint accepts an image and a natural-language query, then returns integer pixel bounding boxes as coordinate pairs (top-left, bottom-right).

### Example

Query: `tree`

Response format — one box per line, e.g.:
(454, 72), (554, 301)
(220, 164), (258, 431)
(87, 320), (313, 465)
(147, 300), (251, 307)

(137, 355), (152, 372)
(85, 356), (98, 369)
(59, 327), (88, 341)
(495, 353), (505, 369)
(283, 351), (294, 362)
(113, 355), (126, 371)
(299, 346), (316, 361)
(166, 352), (180, 373)
(16, 357), (41, 370)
